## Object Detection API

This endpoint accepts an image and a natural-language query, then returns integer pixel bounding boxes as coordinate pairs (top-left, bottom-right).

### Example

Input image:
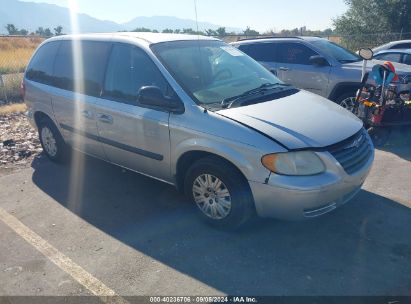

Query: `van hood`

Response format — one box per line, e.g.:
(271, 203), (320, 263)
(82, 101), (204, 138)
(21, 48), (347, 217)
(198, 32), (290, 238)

(217, 90), (363, 150)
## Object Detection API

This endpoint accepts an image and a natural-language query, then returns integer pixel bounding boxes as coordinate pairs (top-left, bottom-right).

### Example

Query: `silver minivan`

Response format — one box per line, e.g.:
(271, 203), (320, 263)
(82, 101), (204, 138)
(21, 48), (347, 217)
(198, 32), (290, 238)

(24, 33), (374, 228)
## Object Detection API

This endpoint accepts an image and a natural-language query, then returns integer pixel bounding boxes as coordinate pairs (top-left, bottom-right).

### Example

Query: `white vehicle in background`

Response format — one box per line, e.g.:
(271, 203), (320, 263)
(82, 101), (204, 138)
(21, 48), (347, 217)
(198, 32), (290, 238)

(372, 40), (411, 53)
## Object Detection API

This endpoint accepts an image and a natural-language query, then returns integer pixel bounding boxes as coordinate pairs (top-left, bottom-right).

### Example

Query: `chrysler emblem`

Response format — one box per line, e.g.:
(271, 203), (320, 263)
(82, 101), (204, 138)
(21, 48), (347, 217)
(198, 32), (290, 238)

(344, 134), (363, 149)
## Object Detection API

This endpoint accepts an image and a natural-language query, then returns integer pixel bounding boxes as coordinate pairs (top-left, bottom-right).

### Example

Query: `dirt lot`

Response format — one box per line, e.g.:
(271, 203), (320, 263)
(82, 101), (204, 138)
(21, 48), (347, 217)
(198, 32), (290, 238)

(0, 111), (410, 301)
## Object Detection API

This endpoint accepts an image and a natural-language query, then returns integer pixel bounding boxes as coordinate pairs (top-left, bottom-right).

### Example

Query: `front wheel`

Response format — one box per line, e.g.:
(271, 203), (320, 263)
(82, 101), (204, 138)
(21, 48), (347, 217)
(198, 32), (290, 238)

(336, 92), (357, 114)
(184, 157), (255, 229)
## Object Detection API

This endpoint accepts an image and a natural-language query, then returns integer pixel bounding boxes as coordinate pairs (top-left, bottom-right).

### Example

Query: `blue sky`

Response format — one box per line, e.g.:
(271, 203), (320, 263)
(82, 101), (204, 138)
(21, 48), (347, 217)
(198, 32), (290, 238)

(21, 0), (348, 32)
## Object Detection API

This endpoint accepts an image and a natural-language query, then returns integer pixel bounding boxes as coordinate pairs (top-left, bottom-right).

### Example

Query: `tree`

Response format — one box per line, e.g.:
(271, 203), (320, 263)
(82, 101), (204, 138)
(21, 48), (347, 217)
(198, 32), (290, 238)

(44, 28), (52, 37)
(333, 0), (411, 49)
(180, 28), (204, 35)
(5, 24), (29, 35)
(35, 27), (45, 36)
(54, 25), (63, 36)
(5, 24), (18, 35)
(243, 26), (260, 36)
(132, 27), (152, 32)
(216, 27), (227, 37)
(162, 28), (174, 33)
(205, 29), (217, 36)
(34, 27), (52, 37)
(182, 28), (194, 34)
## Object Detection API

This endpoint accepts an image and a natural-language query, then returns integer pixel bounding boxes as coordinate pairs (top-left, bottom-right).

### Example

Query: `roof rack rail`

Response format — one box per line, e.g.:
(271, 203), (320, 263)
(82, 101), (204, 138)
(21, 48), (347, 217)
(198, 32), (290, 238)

(237, 36), (303, 42)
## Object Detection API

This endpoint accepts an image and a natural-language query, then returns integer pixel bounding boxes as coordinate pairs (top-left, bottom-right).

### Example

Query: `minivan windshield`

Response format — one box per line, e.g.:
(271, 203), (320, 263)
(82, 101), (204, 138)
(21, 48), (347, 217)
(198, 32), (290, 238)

(151, 40), (292, 108)
(311, 40), (362, 63)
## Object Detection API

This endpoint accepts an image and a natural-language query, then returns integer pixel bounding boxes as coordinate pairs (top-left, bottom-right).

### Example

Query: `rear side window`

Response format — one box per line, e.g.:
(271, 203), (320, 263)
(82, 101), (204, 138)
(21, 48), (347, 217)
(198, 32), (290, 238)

(390, 43), (411, 49)
(375, 53), (401, 63)
(53, 40), (111, 96)
(103, 44), (167, 104)
(26, 42), (60, 85)
(239, 43), (277, 61)
(276, 43), (317, 65)
(403, 54), (411, 65)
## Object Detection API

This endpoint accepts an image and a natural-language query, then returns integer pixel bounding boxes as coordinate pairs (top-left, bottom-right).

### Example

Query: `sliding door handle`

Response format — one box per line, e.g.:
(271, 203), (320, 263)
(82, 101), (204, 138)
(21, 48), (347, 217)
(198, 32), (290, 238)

(97, 113), (113, 124)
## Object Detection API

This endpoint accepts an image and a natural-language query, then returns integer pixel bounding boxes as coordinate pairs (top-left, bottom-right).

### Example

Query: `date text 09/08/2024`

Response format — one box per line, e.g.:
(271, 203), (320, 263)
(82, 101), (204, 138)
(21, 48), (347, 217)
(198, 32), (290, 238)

(149, 296), (258, 303)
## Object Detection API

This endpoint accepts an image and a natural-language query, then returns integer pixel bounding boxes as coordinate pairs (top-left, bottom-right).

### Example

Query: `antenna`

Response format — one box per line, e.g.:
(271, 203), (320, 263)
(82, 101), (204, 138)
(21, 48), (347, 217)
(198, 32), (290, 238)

(194, 0), (199, 34)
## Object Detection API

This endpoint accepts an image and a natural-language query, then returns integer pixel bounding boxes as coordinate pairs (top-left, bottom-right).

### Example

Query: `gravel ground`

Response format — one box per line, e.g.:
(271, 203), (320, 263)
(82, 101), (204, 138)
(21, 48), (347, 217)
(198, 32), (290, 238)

(0, 111), (42, 175)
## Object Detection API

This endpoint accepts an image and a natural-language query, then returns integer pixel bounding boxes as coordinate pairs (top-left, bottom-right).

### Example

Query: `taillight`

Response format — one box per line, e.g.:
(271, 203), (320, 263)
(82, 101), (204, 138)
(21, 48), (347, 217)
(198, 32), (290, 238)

(20, 80), (26, 100)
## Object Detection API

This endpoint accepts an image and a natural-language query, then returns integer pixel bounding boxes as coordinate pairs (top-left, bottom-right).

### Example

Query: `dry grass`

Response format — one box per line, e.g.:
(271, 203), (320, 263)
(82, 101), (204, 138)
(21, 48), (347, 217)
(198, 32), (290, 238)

(1, 73), (24, 102)
(0, 103), (27, 115)
(0, 36), (44, 74)
(0, 36), (43, 50)
(0, 48), (35, 74)
(0, 37), (43, 102)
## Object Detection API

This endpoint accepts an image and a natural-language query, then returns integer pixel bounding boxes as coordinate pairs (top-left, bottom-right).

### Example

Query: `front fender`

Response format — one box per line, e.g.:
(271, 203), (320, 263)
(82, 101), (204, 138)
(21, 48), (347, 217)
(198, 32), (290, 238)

(171, 134), (272, 184)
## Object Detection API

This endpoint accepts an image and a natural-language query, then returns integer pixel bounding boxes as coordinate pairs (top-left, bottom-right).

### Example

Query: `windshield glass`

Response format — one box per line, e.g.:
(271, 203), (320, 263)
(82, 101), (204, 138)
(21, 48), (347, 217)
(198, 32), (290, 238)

(151, 40), (284, 106)
(311, 40), (361, 63)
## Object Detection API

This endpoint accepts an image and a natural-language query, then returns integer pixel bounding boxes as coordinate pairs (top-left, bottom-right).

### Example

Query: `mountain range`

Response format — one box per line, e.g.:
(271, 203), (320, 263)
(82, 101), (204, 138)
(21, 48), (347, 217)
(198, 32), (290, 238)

(0, 0), (241, 34)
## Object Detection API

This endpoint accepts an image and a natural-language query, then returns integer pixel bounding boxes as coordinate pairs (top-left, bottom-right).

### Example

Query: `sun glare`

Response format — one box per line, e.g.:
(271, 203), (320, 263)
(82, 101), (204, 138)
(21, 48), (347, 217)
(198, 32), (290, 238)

(68, 0), (86, 213)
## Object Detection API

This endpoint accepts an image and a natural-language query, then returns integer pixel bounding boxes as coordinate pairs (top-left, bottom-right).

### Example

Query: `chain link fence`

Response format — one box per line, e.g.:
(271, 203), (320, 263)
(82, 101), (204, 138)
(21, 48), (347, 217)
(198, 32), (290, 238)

(1, 32), (410, 104)
(0, 35), (44, 104)
(219, 31), (411, 50)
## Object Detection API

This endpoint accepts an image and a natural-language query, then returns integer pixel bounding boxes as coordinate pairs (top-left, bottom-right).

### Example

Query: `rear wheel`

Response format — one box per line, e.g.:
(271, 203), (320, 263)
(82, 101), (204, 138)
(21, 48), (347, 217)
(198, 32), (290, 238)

(38, 118), (69, 163)
(184, 157), (255, 229)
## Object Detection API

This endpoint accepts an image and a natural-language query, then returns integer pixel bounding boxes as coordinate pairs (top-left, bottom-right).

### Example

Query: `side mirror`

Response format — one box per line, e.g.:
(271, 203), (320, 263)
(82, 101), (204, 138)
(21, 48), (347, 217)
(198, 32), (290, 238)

(138, 86), (184, 113)
(309, 55), (329, 66)
(359, 48), (373, 60)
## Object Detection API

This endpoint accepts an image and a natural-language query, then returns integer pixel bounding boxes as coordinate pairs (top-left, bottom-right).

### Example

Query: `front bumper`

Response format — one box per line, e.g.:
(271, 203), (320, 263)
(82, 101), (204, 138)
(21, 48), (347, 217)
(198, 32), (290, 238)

(249, 148), (374, 220)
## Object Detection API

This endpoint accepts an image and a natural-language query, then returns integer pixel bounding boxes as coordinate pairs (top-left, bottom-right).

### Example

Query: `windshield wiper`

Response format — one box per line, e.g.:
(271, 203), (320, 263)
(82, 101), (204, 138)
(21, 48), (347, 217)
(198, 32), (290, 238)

(221, 82), (291, 109)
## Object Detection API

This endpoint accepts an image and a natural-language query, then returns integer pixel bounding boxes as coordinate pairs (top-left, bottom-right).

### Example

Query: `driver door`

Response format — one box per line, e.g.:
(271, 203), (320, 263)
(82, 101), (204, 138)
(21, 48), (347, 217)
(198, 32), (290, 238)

(93, 43), (172, 182)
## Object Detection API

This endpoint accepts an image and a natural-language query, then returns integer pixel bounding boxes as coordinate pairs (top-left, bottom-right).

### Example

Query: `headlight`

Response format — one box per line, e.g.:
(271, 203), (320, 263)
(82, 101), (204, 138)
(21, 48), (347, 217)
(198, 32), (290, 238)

(261, 151), (325, 176)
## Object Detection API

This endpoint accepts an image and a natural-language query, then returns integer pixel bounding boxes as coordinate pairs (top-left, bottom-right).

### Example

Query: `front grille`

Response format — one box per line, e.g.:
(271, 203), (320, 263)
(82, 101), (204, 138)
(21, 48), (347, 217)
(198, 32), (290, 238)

(328, 129), (372, 175)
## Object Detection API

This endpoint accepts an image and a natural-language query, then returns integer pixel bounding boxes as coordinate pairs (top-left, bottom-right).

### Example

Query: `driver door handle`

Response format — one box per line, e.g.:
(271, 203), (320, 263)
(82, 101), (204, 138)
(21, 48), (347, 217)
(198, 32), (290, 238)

(279, 67), (290, 71)
(82, 110), (94, 119)
(97, 113), (113, 124)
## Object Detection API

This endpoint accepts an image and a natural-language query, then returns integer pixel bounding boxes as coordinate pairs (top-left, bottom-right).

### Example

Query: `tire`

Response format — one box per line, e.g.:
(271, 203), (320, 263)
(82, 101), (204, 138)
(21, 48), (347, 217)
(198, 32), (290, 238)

(38, 117), (69, 163)
(184, 157), (255, 229)
(336, 92), (358, 113)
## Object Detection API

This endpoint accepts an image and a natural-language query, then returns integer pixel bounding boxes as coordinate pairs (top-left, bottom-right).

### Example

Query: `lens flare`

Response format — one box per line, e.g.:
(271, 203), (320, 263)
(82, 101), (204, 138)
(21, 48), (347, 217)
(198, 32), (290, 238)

(68, 0), (86, 213)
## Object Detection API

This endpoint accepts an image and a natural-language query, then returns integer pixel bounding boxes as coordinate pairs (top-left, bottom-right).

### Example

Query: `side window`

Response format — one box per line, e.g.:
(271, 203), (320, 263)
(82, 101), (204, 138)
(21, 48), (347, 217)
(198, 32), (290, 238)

(390, 43), (411, 49)
(375, 53), (401, 63)
(26, 42), (60, 85)
(403, 54), (411, 65)
(103, 44), (167, 104)
(276, 43), (318, 65)
(239, 43), (277, 61)
(53, 40), (111, 96)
